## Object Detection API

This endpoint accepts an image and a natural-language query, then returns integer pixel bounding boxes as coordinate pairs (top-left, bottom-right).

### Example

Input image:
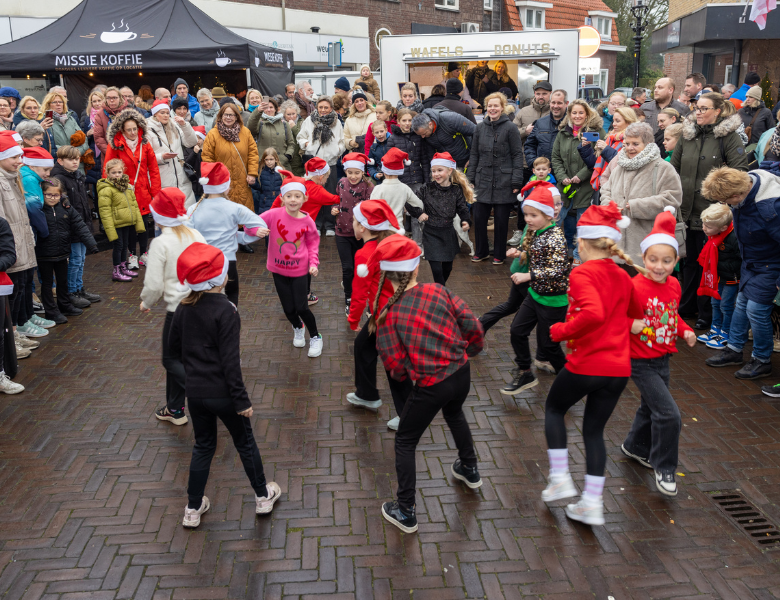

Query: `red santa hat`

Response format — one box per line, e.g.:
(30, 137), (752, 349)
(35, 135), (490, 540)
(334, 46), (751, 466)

(0, 130), (22, 145)
(22, 147), (54, 168)
(151, 98), (171, 116)
(0, 273), (12, 296)
(576, 201), (630, 242)
(0, 135), (22, 160)
(372, 234), (422, 273)
(192, 125), (207, 141)
(640, 206), (678, 254)
(176, 242), (230, 292)
(199, 162), (231, 195)
(431, 152), (456, 169)
(520, 180), (558, 217)
(150, 187), (190, 228)
(353, 198), (403, 239)
(343, 152), (370, 170)
(276, 168), (307, 196)
(381, 147), (411, 176)
(305, 156), (330, 177)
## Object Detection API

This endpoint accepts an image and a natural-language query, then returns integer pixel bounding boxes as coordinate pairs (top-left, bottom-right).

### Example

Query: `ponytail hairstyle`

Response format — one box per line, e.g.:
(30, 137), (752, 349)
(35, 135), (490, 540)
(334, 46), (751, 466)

(449, 168), (475, 204)
(367, 270), (412, 334)
(376, 100), (397, 121)
(582, 237), (648, 275)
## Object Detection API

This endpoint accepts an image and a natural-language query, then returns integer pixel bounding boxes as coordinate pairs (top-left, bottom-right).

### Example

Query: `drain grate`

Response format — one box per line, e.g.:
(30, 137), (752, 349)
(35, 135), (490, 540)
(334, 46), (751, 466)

(710, 492), (780, 549)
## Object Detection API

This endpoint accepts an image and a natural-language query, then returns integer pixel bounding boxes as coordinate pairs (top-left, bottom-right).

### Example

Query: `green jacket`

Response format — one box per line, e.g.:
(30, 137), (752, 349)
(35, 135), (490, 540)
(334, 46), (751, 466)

(670, 114), (749, 230)
(551, 115), (606, 210)
(289, 120), (304, 176)
(97, 178), (145, 242)
(50, 116), (89, 165)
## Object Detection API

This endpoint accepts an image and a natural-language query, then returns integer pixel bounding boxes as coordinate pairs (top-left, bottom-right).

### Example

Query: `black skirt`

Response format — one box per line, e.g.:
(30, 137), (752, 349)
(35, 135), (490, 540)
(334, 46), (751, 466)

(423, 224), (460, 262)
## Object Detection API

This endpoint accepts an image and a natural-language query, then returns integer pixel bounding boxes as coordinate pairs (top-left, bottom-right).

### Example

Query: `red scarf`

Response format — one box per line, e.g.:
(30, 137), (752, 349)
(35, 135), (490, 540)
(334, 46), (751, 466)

(697, 223), (733, 299)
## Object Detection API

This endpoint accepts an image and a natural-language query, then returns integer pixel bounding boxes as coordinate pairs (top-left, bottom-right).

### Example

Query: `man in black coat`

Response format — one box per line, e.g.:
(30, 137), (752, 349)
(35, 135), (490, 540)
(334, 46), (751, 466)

(524, 90), (568, 168)
(435, 79), (477, 124)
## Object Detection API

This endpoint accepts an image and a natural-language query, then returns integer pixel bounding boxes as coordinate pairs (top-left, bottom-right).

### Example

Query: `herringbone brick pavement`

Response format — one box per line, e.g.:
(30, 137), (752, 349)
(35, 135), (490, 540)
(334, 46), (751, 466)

(1, 237), (780, 599)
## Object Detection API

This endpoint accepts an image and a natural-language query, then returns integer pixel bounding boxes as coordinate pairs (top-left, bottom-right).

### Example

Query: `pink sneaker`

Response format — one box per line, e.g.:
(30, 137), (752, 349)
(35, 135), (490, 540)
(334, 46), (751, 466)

(120, 262), (138, 278)
(112, 265), (131, 282)
(255, 482), (281, 514)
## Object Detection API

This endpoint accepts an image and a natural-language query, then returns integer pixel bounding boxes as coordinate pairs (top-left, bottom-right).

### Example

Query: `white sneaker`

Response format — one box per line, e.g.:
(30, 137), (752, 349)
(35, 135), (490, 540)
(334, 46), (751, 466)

(256, 482), (282, 514)
(127, 254), (139, 270)
(508, 230), (524, 246)
(541, 472), (578, 502)
(139, 252), (149, 266)
(387, 416), (400, 431)
(325, 229), (336, 237)
(0, 373), (23, 394)
(14, 331), (39, 349)
(182, 497), (210, 528)
(14, 343), (30, 359)
(293, 326), (306, 348)
(346, 392), (382, 409)
(565, 496), (604, 526)
(308, 334), (323, 357)
(533, 358), (556, 374)
(654, 471), (678, 496)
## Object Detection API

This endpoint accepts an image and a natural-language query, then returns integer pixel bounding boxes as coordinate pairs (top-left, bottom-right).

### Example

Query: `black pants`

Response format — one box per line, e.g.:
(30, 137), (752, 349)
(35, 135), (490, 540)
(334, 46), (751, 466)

(395, 362), (476, 510)
(38, 260), (75, 318)
(162, 311), (186, 412)
(473, 203), (512, 262)
(335, 235), (362, 303)
(128, 214), (155, 257)
(272, 272), (318, 336)
(9, 269), (33, 327)
(428, 261), (453, 286)
(510, 295), (567, 372)
(186, 396), (268, 509)
(544, 367), (628, 476)
(226, 261), (239, 306)
(112, 226), (131, 266)
(680, 228), (711, 323)
(354, 320), (414, 410)
(480, 281), (528, 332)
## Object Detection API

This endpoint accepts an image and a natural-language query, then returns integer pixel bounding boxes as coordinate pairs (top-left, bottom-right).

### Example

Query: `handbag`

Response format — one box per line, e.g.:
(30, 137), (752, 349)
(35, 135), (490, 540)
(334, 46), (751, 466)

(651, 160), (687, 258)
(180, 158), (197, 181)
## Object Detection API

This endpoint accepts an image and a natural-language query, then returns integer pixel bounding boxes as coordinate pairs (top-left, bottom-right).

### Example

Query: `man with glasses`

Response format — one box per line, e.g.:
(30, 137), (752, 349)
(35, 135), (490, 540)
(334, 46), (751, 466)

(641, 77), (691, 134)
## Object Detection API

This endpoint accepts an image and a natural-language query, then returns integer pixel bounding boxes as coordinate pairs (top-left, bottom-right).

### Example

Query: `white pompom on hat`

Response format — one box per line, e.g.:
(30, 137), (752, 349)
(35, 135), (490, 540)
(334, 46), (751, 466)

(577, 201), (630, 242)
(640, 206), (679, 254)
(150, 187), (190, 228)
(199, 162), (231, 195)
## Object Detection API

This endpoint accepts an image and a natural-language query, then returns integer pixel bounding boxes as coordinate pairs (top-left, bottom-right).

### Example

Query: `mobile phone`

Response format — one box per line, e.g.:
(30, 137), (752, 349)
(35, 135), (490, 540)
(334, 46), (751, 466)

(45, 110), (53, 120)
(582, 131), (599, 142)
(263, 95), (270, 103)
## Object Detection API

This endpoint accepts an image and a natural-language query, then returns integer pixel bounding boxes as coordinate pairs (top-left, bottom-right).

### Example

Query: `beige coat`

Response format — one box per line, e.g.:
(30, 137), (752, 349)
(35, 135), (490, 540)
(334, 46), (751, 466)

(201, 126), (259, 211)
(343, 109), (377, 150)
(356, 74), (381, 100)
(0, 167), (36, 272)
(146, 117), (199, 206)
(600, 148), (683, 266)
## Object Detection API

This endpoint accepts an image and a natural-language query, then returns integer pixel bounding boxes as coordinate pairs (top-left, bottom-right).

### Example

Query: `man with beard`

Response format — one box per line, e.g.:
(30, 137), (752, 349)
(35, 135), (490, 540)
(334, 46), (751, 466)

(641, 77), (691, 134)
(465, 61), (496, 109)
(514, 81), (552, 184)
(294, 81), (316, 120)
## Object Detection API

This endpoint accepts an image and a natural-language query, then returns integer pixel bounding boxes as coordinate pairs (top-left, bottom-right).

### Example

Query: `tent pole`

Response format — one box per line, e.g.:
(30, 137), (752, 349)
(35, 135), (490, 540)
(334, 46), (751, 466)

(60, 74), (64, 88)
(246, 68), (251, 90)
(281, 0), (286, 30)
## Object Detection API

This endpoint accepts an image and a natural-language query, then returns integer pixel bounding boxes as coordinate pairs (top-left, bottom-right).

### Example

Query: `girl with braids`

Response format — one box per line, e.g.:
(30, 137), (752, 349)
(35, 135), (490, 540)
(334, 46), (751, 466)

(541, 202), (644, 527)
(370, 235), (484, 534)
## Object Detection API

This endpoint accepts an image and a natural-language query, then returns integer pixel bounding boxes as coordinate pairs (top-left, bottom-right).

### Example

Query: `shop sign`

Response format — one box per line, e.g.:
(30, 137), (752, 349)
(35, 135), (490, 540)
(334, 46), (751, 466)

(408, 43), (554, 59)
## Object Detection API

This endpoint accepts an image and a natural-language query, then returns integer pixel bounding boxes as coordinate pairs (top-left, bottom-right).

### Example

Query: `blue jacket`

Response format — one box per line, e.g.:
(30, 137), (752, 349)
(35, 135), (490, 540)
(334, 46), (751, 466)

(731, 83), (751, 103)
(524, 113), (564, 167)
(368, 137), (391, 181)
(187, 94), (200, 118)
(732, 170), (780, 304)
(19, 166), (49, 240)
(256, 165), (282, 213)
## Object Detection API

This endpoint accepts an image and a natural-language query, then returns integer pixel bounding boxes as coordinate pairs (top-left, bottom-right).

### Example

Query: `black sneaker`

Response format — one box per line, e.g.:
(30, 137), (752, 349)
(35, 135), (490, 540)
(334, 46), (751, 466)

(68, 294), (91, 309)
(735, 357), (772, 380)
(155, 406), (188, 426)
(45, 312), (68, 325)
(500, 369), (538, 395)
(61, 306), (83, 317)
(693, 319), (710, 331)
(33, 301), (44, 314)
(654, 470), (677, 497)
(381, 500), (417, 533)
(451, 459), (482, 489)
(80, 288), (101, 303)
(761, 383), (780, 398)
(238, 243), (254, 254)
(621, 443), (652, 468)
(705, 348), (744, 368)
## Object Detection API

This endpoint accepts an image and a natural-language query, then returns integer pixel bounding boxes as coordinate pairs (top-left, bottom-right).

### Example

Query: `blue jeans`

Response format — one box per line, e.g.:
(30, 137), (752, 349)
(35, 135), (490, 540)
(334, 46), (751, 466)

(68, 242), (86, 293)
(558, 204), (586, 261)
(727, 292), (774, 362)
(711, 283), (738, 336)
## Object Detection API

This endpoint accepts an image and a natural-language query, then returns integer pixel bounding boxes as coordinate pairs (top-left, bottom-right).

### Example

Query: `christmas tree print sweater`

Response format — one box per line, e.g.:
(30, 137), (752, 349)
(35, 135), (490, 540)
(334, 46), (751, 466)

(259, 207), (320, 277)
(630, 274), (694, 359)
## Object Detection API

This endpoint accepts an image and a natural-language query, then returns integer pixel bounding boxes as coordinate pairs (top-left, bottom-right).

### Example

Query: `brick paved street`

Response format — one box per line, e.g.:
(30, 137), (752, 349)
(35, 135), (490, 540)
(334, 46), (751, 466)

(3, 238), (780, 600)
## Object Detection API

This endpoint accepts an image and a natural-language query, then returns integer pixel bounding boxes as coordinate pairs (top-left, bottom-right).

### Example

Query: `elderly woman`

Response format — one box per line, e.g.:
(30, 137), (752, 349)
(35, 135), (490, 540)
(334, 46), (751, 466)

(467, 92), (523, 265)
(343, 89), (376, 152)
(16, 120), (46, 149)
(247, 98), (295, 171)
(297, 96), (345, 193)
(147, 101), (198, 206)
(655, 107), (681, 151)
(579, 106), (637, 194)
(14, 96), (56, 156)
(280, 100), (304, 176)
(0, 98), (13, 131)
(201, 103), (259, 212)
(396, 83), (424, 114)
(599, 122), (682, 270)
(671, 92), (748, 329)
(193, 88), (219, 131)
(40, 91), (88, 164)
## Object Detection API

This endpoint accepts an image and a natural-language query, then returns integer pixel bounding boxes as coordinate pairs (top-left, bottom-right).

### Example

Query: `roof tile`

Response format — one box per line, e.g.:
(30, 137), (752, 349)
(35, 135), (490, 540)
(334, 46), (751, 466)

(505, 0), (620, 45)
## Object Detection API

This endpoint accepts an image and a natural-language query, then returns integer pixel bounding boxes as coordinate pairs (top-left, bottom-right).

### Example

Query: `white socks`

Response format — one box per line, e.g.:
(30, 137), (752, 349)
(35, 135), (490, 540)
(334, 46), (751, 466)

(547, 448), (569, 476)
(583, 474), (605, 503)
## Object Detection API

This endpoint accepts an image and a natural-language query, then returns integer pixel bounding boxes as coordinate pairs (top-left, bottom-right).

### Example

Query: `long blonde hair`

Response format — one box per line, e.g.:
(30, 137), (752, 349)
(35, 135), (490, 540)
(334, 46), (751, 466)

(40, 92), (68, 116)
(450, 168), (475, 204)
(582, 237), (647, 274)
(165, 224), (197, 241)
(18, 96), (40, 119)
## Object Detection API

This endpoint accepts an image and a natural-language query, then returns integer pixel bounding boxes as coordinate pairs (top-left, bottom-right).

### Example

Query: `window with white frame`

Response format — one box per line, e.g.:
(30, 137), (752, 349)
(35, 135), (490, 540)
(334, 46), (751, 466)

(598, 69), (609, 92)
(435, 0), (459, 9)
(595, 17), (611, 38)
(724, 65), (733, 84)
(484, 0), (493, 10)
(523, 8), (544, 29)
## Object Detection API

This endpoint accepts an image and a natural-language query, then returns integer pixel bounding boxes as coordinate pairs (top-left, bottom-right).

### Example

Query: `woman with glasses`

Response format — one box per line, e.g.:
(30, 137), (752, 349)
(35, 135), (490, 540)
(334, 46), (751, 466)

(0, 98), (13, 131)
(671, 92), (749, 330)
(595, 92), (626, 132)
(40, 92), (89, 172)
(13, 96), (57, 156)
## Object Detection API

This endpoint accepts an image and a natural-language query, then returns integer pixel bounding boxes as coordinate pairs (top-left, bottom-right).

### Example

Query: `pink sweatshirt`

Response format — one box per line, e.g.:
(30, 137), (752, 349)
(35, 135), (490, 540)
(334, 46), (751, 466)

(260, 207), (320, 277)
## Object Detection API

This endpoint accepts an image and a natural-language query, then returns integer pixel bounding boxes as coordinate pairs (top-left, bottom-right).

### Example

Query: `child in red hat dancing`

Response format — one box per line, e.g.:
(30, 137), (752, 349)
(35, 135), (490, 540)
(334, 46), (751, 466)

(542, 202), (644, 526)
(621, 207), (696, 497)
(370, 235), (484, 533)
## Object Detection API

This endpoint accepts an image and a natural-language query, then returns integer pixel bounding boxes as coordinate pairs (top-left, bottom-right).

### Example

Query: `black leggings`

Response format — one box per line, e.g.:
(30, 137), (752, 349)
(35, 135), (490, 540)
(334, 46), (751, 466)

(335, 235), (362, 302)
(544, 367), (628, 476)
(162, 311), (186, 412)
(112, 226), (131, 266)
(272, 272), (318, 336)
(128, 214), (155, 257)
(428, 261), (453, 287)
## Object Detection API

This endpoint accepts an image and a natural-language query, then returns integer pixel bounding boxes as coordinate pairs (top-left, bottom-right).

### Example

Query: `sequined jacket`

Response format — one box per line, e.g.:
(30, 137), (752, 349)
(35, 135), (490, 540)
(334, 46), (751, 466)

(529, 224), (569, 296)
(407, 181), (472, 229)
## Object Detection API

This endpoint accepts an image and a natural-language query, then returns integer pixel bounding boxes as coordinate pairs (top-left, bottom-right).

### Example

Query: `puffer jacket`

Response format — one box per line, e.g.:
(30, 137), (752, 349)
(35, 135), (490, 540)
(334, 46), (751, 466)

(551, 111), (605, 209)
(343, 108), (377, 151)
(201, 125), (259, 211)
(256, 165), (282, 213)
(467, 113), (524, 205)
(419, 107), (476, 171)
(356, 72), (381, 100)
(0, 167), (36, 272)
(146, 117), (198, 206)
(524, 113), (564, 167)
(368, 137), (391, 181)
(738, 103), (776, 145)
(386, 125), (425, 186)
(36, 200), (97, 261)
(97, 178), (145, 242)
(51, 164), (92, 229)
(670, 114), (749, 230)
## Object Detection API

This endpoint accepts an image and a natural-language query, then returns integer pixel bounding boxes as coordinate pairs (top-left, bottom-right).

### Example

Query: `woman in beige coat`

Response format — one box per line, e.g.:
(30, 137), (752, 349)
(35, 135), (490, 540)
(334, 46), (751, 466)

(147, 104), (199, 206)
(342, 89), (376, 151)
(201, 104), (259, 211)
(600, 122), (683, 269)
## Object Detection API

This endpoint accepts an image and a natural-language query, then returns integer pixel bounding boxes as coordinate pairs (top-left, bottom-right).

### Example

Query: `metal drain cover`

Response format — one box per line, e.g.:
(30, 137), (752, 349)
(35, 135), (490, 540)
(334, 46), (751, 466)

(711, 492), (780, 549)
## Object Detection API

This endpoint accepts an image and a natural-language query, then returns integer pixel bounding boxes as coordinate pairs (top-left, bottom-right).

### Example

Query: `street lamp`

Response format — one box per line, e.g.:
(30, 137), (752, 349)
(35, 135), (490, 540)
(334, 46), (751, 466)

(631, 0), (649, 88)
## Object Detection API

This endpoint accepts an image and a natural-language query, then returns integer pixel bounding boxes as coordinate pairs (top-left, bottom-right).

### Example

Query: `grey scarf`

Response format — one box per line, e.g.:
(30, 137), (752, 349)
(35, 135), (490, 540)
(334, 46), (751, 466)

(261, 112), (284, 124)
(617, 142), (660, 170)
(311, 111), (337, 145)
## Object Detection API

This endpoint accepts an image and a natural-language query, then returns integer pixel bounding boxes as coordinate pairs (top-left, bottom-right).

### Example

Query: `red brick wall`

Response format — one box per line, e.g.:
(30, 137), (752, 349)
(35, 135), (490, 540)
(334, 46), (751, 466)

(710, 53), (732, 86)
(664, 52), (693, 96)
(741, 39), (780, 102)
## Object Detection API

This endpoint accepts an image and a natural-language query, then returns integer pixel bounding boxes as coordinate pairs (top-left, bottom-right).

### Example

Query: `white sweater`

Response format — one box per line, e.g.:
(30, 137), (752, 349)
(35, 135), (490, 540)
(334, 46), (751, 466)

(140, 227), (207, 312)
(369, 177), (423, 227)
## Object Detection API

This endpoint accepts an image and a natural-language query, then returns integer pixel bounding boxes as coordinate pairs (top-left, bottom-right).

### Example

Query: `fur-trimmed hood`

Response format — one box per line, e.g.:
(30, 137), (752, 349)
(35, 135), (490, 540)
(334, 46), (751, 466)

(107, 108), (150, 150)
(559, 110), (604, 135)
(682, 113), (742, 141)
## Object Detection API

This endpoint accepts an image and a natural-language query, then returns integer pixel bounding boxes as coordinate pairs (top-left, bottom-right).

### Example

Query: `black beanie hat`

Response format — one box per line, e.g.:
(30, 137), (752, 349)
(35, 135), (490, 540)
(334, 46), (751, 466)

(744, 72), (761, 86)
(446, 78), (464, 95)
(447, 62), (460, 72)
(171, 96), (189, 113)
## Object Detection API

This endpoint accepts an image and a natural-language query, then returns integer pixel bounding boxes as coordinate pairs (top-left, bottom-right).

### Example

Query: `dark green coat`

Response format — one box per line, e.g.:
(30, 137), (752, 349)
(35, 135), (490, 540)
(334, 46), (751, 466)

(670, 114), (749, 230)
(551, 114), (605, 210)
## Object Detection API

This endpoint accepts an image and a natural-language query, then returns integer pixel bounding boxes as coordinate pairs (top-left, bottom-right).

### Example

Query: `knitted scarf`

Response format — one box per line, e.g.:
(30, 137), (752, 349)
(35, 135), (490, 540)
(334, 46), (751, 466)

(616, 142), (660, 170)
(261, 112), (284, 124)
(396, 98), (424, 114)
(52, 111), (69, 125)
(217, 120), (241, 142)
(110, 174), (130, 193)
(697, 223), (733, 299)
(770, 124), (780, 158)
(590, 132), (624, 191)
(310, 111), (337, 146)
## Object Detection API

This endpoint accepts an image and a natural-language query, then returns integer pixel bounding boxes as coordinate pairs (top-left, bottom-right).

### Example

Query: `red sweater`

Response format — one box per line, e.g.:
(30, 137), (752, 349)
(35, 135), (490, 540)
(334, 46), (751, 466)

(550, 258), (643, 377)
(348, 239), (395, 331)
(630, 274), (694, 359)
(272, 180), (339, 222)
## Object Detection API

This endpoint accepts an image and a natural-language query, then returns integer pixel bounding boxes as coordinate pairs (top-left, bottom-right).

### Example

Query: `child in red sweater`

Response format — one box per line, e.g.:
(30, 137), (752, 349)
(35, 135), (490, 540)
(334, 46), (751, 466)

(622, 208), (696, 497)
(371, 235), (484, 534)
(543, 202), (644, 526)
(346, 200), (412, 431)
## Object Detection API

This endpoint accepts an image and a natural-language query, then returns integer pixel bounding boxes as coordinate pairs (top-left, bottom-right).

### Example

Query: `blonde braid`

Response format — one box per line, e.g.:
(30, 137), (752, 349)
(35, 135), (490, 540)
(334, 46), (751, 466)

(368, 271), (411, 333)
(367, 271), (388, 334)
(601, 238), (649, 275)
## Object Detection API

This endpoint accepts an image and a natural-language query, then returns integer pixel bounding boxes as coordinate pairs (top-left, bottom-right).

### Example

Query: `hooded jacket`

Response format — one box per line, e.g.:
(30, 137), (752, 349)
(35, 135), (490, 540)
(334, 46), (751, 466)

(419, 107), (476, 171)
(36, 199), (97, 261)
(467, 113), (524, 205)
(551, 111), (605, 209)
(386, 125), (425, 186)
(146, 116), (198, 206)
(670, 114), (749, 230)
(51, 164), (92, 229)
(97, 178), (145, 242)
(0, 167), (36, 273)
(738, 102), (776, 145)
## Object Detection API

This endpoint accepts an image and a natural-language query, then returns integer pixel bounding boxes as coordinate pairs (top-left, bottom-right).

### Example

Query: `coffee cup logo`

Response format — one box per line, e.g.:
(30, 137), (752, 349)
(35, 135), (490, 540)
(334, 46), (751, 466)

(101, 19), (137, 44)
(216, 49), (231, 67)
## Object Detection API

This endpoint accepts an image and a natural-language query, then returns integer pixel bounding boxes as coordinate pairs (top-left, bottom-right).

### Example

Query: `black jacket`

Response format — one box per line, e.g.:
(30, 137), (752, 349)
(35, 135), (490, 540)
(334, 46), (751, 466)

(422, 94), (446, 109)
(386, 125), (426, 185)
(36, 201), (97, 261)
(51, 164), (92, 229)
(183, 145), (203, 196)
(654, 127), (666, 154)
(435, 95), (477, 124)
(169, 293), (251, 412)
(467, 113), (524, 205)
(739, 103), (776, 145)
(420, 107), (476, 171)
(0, 217), (16, 273)
(524, 113), (564, 167)
(718, 229), (742, 283)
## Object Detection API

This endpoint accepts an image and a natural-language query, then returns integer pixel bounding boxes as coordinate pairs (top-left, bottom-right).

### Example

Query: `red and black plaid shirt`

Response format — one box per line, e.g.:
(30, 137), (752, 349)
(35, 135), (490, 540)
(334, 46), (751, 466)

(377, 283), (484, 386)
